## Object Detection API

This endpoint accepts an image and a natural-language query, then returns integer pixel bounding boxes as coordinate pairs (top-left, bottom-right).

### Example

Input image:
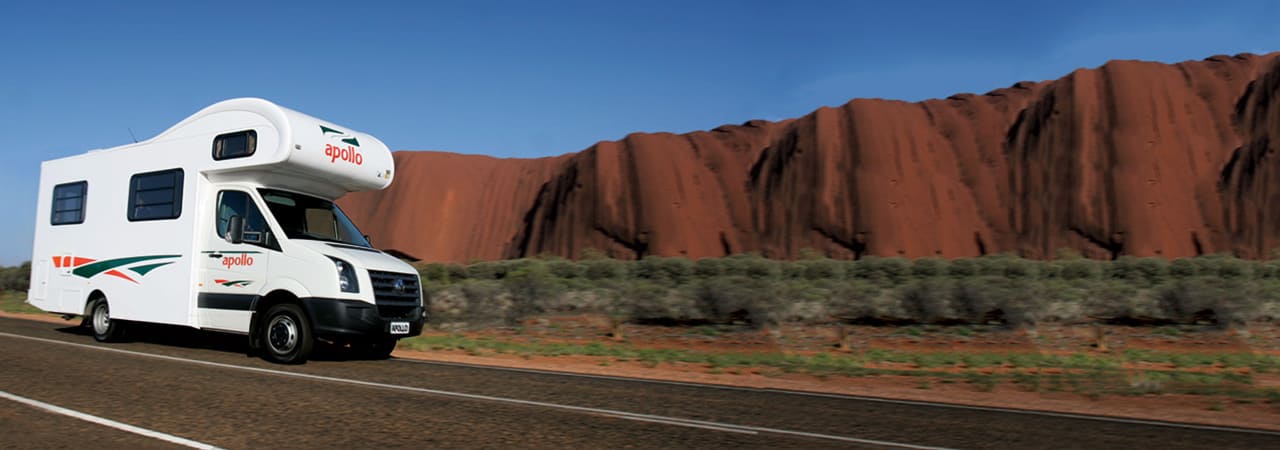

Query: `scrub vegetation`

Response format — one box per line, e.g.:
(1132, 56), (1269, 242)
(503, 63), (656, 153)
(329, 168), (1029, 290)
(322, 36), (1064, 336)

(414, 253), (1280, 330)
(0, 262), (38, 314)
(398, 333), (1280, 400)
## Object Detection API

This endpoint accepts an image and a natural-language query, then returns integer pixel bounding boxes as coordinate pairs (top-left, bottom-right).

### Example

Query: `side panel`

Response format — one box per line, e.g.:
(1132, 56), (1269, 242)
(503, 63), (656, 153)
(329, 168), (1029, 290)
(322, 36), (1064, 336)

(31, 158), (199, 325)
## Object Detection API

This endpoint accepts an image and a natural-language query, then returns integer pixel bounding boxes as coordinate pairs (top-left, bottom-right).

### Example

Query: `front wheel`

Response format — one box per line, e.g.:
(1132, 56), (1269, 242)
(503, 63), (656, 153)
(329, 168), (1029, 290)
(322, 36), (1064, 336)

(89, 298), (126, 342)
(261, 304), (314, 364)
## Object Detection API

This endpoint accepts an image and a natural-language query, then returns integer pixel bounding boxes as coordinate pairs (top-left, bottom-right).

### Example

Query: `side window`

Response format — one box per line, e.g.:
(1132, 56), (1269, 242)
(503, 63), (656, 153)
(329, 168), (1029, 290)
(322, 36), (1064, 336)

(216, 190), (272, 249)
(212, 130), (257, 160)
(51, 181), (88, 225)
(128, 169), (183, 221)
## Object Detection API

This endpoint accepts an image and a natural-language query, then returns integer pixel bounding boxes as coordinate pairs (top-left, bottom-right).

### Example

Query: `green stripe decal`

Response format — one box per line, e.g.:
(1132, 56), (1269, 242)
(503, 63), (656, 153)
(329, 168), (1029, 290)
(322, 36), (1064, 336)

(128, 262), (175, 276)
(341, 137), (360, 146)
(320, 125), (343, 135)
(73, 255), (181, 279)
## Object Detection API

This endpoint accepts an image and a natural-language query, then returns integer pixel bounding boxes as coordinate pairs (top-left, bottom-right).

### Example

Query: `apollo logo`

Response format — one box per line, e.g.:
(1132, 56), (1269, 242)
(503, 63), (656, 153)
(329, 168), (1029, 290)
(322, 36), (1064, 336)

(320, 125), (363, 165)
(222, 254), (255, 269)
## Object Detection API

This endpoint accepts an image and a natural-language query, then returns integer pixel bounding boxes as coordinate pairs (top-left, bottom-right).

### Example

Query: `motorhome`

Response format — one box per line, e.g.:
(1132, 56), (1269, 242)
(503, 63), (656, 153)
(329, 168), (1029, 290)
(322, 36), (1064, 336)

(26, 98), (424, 364)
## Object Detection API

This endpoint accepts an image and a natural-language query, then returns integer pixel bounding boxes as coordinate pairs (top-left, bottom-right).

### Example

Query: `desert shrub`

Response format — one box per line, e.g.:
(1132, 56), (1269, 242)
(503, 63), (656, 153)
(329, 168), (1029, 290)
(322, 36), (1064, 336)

(628, 256), (664, 281)
(1193, 255), (1252, 279)
(721, 254), (781, 279)
(826, 280), (889, 320)
(582, 258), (626, 280)
(692, 258), (725, 278)
(1056, 258), (1102, 280)
(545, 258), (582, 279)
(503, 261), (564, 316)
(466, 261), (507, 280)
(947, 258), (979, 277)
(1155, 277), (1257, 327)
(852, 256), (910, 285)
(1109, 256), (1167, 286)
(416, 263), (448, 283)
(794, 258), (839, 280)
(1254, 260), (1280, 279)
(427, 280), (513, 327)
(656, 257), (693, 285)
(950, 276), (1002, 323)
(1083, 280), (1158, 321)
(897, 278), (954, 323)
(910, 257), (948, 278)
(0, 262), (30, 291)
(998, 280), (1050, 327)
(619, 280), (701, 322)
(689, 276), (787, 327)
(770, 279), (831, 323)
(972, 255), (1036, 279)
(1168, 258), (1199, 278)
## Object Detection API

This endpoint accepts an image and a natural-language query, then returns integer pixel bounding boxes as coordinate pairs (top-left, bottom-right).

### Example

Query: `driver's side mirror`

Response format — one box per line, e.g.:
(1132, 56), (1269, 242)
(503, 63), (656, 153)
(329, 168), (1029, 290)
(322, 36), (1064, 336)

(226, 215), (244, 244)
(364, 234), (372, 246)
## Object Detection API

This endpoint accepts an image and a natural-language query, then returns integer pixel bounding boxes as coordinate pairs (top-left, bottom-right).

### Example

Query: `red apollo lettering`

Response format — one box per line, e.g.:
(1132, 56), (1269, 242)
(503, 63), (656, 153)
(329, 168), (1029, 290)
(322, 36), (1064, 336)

(222, 254), (255, 269)
(324, 144), (363, 165)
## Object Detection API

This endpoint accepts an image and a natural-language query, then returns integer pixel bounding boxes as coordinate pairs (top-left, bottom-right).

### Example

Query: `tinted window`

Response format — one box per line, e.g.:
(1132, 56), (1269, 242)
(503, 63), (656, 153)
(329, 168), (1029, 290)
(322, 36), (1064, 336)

(128, 169), (183, 221)
(212, 130), (257, 160)
(51, 181), (87, 225)
(259, 189), (371, 248)
(216, 191), (269, 239)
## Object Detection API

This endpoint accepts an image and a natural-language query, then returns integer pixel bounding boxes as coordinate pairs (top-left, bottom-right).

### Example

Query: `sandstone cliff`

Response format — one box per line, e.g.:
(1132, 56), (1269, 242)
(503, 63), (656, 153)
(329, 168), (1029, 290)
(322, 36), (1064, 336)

(339, 53), (1280, 261)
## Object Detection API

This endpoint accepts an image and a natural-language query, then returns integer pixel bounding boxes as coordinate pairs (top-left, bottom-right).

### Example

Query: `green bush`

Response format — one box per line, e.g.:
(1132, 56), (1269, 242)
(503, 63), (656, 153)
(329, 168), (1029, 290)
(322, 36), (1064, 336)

(583, 258), (626, 280)
(910, 258), (948, 278)
(0, 262), (30, 292)
(408, 254), (1277, 328)
(897, 278), (954, 323)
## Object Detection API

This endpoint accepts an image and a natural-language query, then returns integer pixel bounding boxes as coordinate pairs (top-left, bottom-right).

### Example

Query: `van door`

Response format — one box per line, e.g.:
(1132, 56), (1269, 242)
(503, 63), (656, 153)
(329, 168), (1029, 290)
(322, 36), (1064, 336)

(197, 189), (272, 332)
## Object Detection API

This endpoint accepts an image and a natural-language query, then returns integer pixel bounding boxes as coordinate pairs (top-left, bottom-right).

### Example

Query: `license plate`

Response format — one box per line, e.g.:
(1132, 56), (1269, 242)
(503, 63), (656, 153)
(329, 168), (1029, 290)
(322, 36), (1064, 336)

(389, 322), (410, 334)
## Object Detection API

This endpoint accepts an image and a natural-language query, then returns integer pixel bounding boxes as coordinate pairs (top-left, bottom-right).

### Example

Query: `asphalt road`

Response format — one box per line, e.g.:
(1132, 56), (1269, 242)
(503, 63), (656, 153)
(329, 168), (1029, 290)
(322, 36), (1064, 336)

(1, 316), (1277, 449)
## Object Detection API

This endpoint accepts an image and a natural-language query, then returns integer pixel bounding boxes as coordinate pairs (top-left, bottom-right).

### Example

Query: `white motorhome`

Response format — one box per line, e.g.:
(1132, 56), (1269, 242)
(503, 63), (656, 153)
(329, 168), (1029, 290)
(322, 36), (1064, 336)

(26, 98), (424, 364)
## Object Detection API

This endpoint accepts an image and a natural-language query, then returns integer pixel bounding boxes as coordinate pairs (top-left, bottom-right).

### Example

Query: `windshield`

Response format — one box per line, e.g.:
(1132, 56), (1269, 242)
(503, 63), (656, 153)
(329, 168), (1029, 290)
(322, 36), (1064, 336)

(258, 189), (371, 248)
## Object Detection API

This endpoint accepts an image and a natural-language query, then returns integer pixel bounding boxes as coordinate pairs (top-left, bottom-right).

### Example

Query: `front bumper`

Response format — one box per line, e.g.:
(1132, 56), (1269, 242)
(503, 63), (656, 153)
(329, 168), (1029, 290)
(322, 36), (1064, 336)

(299, 297), (425, 341)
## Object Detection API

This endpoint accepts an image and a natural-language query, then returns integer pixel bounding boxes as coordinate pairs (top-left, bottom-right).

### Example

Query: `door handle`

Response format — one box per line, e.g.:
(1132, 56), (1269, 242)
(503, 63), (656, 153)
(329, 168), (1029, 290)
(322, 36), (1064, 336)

(207, 253), (223, 258)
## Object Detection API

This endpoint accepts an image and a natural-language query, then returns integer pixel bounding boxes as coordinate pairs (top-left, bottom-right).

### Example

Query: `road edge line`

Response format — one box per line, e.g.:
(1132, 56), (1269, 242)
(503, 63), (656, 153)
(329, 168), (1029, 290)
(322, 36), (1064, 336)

(0, 389), (221, 450)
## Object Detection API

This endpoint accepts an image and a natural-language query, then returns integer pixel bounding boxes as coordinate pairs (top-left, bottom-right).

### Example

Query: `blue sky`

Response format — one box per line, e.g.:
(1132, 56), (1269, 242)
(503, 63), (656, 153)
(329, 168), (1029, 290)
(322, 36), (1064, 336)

(1, 0), (1278, 265)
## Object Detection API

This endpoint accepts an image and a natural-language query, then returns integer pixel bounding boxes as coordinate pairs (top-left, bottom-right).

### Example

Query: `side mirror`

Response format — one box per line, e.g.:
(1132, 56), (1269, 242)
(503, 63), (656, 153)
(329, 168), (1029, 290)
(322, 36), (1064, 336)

(226, 215), (244, 244)
(364, 234), (373, 246)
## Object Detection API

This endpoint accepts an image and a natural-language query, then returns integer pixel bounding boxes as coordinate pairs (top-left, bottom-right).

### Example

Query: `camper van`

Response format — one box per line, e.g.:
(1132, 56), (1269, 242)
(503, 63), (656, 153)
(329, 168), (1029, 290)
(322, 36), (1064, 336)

(26, 98), (424, 364)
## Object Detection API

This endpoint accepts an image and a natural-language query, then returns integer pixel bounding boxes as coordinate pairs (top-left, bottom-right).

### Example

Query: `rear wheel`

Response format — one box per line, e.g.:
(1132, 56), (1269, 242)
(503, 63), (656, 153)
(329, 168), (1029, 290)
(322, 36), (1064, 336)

(89, 298), (126, 342)
(261, 303), (314, 364)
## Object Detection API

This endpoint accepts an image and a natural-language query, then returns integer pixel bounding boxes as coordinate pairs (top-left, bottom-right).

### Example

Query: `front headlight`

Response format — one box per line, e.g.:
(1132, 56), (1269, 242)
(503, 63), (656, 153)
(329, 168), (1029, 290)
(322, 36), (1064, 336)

(329, 256), (359, 293)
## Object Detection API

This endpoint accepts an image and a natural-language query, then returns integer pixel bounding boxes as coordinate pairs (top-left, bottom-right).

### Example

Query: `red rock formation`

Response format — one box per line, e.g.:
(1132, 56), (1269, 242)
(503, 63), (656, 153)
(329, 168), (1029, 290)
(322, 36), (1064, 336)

(338, 52), (1280, 262)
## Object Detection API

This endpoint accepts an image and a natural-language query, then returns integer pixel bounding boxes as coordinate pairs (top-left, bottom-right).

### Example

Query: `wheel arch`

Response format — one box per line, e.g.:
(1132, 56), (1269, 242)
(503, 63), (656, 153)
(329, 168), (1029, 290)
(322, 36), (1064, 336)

(82, 289), (107, 316)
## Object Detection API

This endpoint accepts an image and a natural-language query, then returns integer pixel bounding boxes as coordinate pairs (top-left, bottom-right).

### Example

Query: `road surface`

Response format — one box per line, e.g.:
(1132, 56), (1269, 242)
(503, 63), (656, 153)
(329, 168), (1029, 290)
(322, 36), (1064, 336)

(0, 316), (1276, 449)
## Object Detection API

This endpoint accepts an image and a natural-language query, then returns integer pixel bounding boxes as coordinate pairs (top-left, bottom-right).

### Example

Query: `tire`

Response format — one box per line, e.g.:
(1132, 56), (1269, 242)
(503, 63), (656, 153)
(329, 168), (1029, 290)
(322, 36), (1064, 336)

(357, 339), (397, 360)
(260, 303), (314, 364)
(89, 298), (126, 342)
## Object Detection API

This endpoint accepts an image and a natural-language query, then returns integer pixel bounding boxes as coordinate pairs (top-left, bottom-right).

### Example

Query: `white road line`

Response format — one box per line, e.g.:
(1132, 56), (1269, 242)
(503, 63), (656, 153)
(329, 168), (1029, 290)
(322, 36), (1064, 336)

(0, 389), (221, 450)
(0, 332), (949, 449)
(394, 355), (1280, 437)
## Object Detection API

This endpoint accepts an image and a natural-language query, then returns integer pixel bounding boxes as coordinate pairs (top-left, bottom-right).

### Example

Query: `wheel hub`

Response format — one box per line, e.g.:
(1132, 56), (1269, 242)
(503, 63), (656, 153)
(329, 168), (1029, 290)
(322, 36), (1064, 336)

(267, 316), (298, 353)
(92, 303), (110, 335)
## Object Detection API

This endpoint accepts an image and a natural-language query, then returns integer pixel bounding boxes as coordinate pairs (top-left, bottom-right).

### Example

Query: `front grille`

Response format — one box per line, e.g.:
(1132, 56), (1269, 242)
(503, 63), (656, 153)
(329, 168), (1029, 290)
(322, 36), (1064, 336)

(368, 270), (421, 319)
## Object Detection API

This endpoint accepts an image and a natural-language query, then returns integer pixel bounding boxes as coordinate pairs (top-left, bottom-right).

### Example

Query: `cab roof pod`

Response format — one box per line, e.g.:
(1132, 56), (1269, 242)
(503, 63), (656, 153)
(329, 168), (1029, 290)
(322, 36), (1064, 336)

(153, 98), (395, 198)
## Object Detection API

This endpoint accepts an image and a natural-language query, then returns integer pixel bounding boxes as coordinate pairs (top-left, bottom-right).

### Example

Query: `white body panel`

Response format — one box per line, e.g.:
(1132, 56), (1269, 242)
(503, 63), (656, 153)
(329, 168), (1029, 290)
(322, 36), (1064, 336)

(27, 98), (416, 333)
